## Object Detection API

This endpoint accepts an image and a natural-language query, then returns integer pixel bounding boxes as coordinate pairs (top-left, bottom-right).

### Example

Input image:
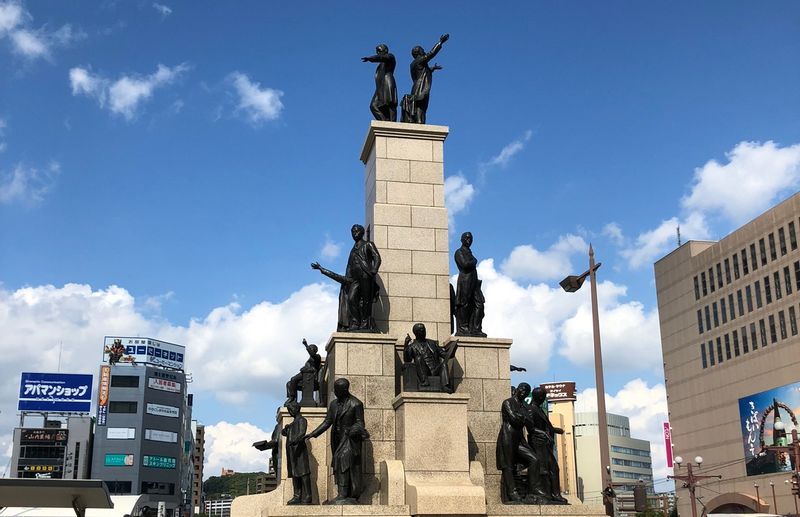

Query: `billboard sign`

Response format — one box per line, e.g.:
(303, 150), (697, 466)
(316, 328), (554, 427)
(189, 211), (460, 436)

(107, 428), (136, 440)
(148, 377), (182, 393)
(103, 336), (185, 370)
(737, 380), (800, 476)
(20, 429), (68, 444)
(97, 365), (111, 426)
(104, 454), (134, 466)
(146, 403), (180, 418)
(18, 372), (93, 413)
(145, 429), (178, 443)
(143, 455), (177, 469)
(540, 381), (577, 402)
(663, 422), (673, 468)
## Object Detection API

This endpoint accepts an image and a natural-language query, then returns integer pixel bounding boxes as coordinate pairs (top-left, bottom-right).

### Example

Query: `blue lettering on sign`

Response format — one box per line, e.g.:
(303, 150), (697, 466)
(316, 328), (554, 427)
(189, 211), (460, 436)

(126, 345), (136, 354)
(137, 345), (146, 354)
(169, 351), (176, 361)
(177, 353), (183, 362)
(147, 346), (155, 356)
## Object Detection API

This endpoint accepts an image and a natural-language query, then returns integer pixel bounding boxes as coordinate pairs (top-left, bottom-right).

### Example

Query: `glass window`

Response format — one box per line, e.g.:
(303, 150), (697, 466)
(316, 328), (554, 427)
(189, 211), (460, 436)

(759, 238), (768, 266)
(755, 280), (763, 308)
(716, 263), (723, 288)
(774, 271), (782, 300)
(724, 258), (731, 284)
(724, 334), (732, 359)
(728, 293), (735, 321)
(764, 276), (772, 304)
(106, 481), (132, 494)
(779, 227), (787, 256)
(741, 326), (749, 353)
(712, 302), (719, 327)
(768, 233), (777, 261)
(709, 268), (716, 293)
(141, 482), (175, 495)
(701, 343), (707, 369)
(110, 375), (140, 388)
(750, 323), (759, 351)
(720, 298), (727, 324)
(716, 337), (723, 363)
(751, 243), (759, 271)
(768, 315), (777, 343)
(705, 306), (712, 329)
(746, 285), (753, 312)
(742, 249), (749, 274)
(759, 319), (768, 347)
(737, 289), (744, 316)
(785, 266), (793, 295)
(789, 221), (797, 251)
(795, 261), (800, 292)
(701, 272), (708, 296)
(697, 310), (704, 334)
(109, 401), (138, 413)
(733, 253), (741, 279)
(779, 310), (787, 340)
(732, 330), (740, 357)
(708, 340), (715, 365)
(790, 306), (797, 336)
(694, 276), (700, 300)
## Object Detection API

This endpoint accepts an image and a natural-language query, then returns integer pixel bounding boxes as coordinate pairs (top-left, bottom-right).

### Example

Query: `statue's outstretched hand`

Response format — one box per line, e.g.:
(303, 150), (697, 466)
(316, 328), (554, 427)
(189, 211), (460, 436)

(404, 334), (412, 346)
(361, 57), (369, 62)
(440, 34), (450, 43)
(311, 262), (321, 270)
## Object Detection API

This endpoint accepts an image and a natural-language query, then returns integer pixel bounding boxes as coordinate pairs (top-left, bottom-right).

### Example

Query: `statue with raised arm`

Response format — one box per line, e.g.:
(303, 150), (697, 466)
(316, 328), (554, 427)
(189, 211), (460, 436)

(285, 339), (322, 406)
(312, 224), (382, 333)
(403, 323), (458, 393)
(362, 44), (397, 121)
(401, 33), (449, 124)
(454, 231), (487, 337)
(305, 378), (369, 504)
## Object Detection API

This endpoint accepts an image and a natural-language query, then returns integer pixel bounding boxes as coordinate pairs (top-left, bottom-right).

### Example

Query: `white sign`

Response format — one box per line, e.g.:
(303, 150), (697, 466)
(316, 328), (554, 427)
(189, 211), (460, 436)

(148, 377), (182, 393)
(103, 336), (185, 370)
(146, 403), (179, 418)
(106, 427), (136, 439)
(145, 429), (178, 443)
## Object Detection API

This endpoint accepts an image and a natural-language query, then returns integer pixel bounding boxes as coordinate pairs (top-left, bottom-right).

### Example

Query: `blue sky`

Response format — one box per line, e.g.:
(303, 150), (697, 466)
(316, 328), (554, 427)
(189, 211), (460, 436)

(1, 1), (799, 489)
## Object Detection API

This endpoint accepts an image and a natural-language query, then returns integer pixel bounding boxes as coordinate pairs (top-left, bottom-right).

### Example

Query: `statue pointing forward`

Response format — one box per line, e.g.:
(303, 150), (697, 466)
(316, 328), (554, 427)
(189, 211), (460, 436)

(401, 33), (449, 124)
(362, 44), (397, 122)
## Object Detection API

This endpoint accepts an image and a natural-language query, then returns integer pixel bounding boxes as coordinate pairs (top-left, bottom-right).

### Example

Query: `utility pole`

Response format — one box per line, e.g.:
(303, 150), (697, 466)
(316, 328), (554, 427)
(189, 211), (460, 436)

(669, 456), (722, 517)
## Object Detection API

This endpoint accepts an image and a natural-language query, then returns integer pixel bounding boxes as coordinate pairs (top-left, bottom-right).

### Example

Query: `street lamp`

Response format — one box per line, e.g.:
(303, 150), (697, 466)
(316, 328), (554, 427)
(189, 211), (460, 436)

(670, 455), (721, 517)
(560, 245), (609, 514)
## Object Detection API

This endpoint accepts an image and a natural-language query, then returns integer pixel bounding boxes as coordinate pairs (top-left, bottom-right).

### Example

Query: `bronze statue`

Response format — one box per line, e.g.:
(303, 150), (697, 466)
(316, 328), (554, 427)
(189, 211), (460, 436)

(454, 231), (487, 337)
(253, 407), (282, 476)
(497, 382), (540, 504)
(305, 378), (369, 504)
(524, 387), (568, 504)
(401, 33), (449, 124)
(403, 323), (458, 393)
(362, 44), (397, 122)
(282, 401), (312, 505)
(312, 224), (382, 333)
(286, 339), (322, 406)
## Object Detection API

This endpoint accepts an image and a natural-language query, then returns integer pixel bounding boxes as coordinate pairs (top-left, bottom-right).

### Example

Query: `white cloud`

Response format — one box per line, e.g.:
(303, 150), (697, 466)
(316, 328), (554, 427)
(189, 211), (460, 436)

(204, 421), (272, 476)
(484, 130), (533, 169)
(622, 141), (800, 269)
(0, 160), (60, 205)
(576, 379), (670, 489)
(229, 72), (284, 124)
(500, 234), (588, 282)
(320, 235), (341, 260)
(444, 174), (475, 219)
(0, 2), (84, 60)
(70, 64), (189, 120)
(152, 3), (172, 18)
(602, 222), (624, 246)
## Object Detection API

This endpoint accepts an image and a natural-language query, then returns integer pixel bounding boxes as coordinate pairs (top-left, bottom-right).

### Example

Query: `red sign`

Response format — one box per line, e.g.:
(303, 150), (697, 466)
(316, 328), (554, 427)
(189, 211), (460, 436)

(663, 422), (673, 468)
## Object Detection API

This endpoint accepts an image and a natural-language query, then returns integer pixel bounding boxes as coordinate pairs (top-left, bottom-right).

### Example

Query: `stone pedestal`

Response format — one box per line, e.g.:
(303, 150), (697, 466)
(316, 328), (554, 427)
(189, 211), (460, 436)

(360, 121), (452, 341)
(325, 332), (400, 504)
(393, 391), (487, 515)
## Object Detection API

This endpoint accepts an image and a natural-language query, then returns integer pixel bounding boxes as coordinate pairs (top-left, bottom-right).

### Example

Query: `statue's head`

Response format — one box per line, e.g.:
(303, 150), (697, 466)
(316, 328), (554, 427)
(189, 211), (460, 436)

(376, 44), (388, 55)
(412, 323), (426, 340)
(333, 378), (350, 400)
(531, 386), (547, 405)
(351, 224), (365, 242)
(286, 400), (301, 417)
(515, 382), (531, 401)
(307, 344), (318, 355)
(461, 231), (473, 247)
(411, 46), (424, 58)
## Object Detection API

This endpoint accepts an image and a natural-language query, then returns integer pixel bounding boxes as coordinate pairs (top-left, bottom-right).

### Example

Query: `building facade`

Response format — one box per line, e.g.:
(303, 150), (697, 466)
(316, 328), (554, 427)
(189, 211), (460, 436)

(574, 412), (654, 506)
(10, 415), (93, 480)
(91, 362), (194, 516)
(655, 192), (800, 515)
(191, 421), (205, 513)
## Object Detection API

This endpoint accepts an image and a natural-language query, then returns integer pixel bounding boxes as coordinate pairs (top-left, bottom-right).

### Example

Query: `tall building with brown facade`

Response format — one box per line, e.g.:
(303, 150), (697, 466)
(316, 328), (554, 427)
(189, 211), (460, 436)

(655, 193), (800, 516)
(192, 421), (205, 514)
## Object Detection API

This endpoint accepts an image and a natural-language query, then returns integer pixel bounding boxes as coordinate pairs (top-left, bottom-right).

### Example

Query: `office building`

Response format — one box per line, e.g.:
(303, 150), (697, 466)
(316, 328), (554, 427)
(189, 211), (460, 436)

(574, 412), (654, 505)
(655, 193), (800, 515)
(10, 415), (93, 480)
(205, 497), (233, 517)
(191, 421), (205, 513)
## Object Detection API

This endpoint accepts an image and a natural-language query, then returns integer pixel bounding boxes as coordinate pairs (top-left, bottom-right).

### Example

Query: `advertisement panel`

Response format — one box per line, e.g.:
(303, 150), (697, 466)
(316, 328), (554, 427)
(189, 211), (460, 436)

(20, 429), (68, 444)
(143, 455), (177, 469)
(17, 372), (93, 413)
(737, 380), (800, 476)
(103, 336), (185, 370)
(104, 454), (134, 466)
(107, 428), (136, 439)
(663, 422), (673, 468)
(148, 377), (182, 394)
(97, 365), (111, 426)
(540, 381), (577, 402)
(146, 403), (180, 418)
(145, 429), (178, 443)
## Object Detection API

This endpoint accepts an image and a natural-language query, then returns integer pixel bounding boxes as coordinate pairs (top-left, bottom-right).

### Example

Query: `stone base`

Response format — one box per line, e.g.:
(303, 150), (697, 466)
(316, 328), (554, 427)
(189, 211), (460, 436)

(485, 503), (606, 517)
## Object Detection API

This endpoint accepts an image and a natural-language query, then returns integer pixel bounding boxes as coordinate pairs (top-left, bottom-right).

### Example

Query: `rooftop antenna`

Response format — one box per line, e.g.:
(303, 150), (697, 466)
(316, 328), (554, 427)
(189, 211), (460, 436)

(677, 226), (682, 247)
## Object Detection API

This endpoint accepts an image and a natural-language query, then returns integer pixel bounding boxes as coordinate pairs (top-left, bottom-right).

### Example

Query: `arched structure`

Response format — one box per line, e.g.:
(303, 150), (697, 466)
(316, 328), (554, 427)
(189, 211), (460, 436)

(701, 492), (768, 515)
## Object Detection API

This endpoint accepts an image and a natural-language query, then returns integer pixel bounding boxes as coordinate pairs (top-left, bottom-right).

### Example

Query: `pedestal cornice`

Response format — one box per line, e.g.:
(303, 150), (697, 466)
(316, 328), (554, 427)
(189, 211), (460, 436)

(360, 121), (450, 163)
